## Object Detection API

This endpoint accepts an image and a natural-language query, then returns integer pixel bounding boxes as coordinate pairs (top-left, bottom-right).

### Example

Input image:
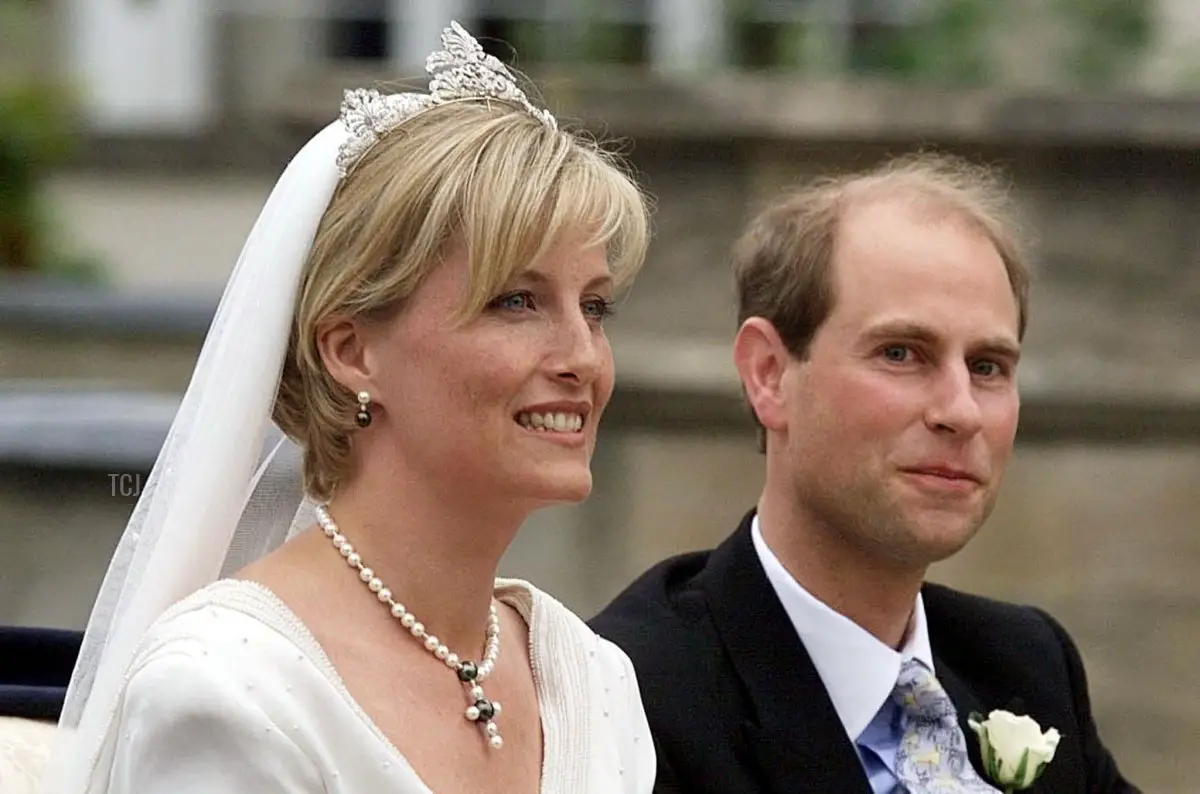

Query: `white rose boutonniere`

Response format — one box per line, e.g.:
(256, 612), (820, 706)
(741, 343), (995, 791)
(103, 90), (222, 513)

(968, 709), (1061, 792)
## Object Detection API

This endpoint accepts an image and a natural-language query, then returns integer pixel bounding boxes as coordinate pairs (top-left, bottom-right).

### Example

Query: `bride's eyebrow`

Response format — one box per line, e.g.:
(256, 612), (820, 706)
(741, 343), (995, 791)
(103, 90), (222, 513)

(507, 270), (614, 292)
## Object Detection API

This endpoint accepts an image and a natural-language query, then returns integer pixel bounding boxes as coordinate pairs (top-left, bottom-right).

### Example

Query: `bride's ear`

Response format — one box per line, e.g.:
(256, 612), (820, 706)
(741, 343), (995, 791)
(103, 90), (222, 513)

(315, 317), (371, 395)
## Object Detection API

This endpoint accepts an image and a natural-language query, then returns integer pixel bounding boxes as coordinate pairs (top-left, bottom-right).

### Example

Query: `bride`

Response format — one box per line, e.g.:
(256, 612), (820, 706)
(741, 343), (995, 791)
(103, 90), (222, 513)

(39, 22), (655, 794)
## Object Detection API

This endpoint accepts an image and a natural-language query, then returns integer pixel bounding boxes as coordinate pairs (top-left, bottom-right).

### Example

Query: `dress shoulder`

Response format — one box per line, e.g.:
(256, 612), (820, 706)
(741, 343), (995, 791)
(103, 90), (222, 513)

(107, 582), (329, 793)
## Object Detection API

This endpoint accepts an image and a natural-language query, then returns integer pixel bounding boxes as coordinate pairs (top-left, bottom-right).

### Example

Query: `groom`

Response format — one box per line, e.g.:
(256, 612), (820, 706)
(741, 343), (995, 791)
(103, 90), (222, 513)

(591, 154), (1138, 792)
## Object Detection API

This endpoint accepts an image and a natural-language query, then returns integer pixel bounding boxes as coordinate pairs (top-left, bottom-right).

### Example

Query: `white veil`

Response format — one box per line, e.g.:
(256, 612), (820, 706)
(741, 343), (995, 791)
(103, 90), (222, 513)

(38, 119), (345, 794)
(38, 21), (559, 793)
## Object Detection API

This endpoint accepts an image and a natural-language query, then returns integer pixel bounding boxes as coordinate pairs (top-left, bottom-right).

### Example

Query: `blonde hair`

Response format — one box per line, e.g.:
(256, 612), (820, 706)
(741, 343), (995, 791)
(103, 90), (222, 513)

(734, 151), (1032, 450)
(273, 100), (651, 500)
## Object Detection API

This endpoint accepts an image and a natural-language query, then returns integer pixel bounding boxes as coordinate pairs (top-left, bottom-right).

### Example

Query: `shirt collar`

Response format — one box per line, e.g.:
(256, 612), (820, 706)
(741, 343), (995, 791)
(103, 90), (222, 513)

(750, 515), (933, 741)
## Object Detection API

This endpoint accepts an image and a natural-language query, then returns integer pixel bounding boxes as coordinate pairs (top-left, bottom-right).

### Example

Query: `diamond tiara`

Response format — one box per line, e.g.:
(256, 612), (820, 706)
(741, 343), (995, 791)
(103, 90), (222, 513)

(335, 21), (558, 179)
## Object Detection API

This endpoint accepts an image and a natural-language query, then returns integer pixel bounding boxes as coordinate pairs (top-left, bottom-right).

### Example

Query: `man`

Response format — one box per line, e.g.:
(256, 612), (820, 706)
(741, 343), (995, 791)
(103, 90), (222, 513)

(591, 154), (1137, 793)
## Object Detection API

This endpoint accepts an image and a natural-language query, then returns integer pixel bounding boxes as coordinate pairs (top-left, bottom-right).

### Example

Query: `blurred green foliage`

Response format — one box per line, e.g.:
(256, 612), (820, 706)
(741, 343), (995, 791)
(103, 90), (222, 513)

(721, 0), (998, 82)
(667, 0), (1151, 88)
(849, 0), (995, 86)
(1052, 0), (1154, 87)
(507, 15), (644, 67)
(0, 0), (106, 284)
(0, 82), (107, 284)
(0, 83), (73, 274)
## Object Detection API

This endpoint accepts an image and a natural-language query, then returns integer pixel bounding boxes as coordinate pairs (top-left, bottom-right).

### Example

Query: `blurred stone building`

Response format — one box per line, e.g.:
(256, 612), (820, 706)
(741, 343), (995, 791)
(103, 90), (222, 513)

(2, 1), (1198, 790)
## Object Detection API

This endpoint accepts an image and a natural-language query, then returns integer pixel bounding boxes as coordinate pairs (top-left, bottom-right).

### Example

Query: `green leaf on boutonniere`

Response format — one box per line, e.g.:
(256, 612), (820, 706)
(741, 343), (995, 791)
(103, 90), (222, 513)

(1012, 748), (1031, 788)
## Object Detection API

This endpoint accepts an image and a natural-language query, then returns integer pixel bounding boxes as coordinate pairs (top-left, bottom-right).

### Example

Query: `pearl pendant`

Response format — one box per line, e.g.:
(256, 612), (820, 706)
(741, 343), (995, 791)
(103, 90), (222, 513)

(463, 693), (503, 749)
(315, 503), (505, 751)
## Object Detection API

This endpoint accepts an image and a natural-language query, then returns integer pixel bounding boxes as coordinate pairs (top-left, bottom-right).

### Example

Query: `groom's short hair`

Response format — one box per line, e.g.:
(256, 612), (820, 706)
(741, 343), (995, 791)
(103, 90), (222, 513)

(731, 151), (1033, 451)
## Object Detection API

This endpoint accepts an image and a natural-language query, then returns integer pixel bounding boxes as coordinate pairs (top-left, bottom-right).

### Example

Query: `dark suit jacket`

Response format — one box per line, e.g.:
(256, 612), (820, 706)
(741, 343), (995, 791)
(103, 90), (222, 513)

(590, 511), (1138, 793)
(0, 626), (82, 721)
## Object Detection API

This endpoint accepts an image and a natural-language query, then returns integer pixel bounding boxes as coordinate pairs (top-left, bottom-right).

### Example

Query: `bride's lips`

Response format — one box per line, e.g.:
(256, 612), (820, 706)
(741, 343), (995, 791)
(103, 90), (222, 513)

(513, 401), (592, 447)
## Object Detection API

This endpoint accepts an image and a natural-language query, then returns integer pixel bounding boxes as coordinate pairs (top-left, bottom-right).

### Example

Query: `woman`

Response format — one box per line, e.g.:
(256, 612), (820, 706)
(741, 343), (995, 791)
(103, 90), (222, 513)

(40, 22), (654, 793)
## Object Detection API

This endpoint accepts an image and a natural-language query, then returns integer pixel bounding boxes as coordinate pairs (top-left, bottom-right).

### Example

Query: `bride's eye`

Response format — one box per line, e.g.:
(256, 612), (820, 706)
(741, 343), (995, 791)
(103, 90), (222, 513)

(488, 291), (536, 312)
(582, 297), (616, 322)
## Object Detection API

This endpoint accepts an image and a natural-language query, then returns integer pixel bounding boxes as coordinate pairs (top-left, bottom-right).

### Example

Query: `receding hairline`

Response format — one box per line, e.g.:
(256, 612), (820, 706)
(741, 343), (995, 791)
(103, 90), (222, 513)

(828, 164), (1028, 320)
(833, 166), (1007, 227)
(830, 186), (999, 253)
(737, 155), (1030, 332)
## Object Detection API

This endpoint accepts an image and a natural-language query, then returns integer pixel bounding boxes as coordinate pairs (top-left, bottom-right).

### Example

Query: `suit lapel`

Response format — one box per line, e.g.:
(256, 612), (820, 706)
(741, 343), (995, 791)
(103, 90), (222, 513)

(934, 665), (1068, 793)
(934, 650), (1065, 791)
(703, 513), (873, 794)
(933, 660), (989, 780)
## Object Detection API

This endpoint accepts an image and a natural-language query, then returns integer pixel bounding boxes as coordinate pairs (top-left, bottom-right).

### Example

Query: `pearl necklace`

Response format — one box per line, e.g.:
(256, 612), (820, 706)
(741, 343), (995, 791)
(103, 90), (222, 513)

(315, 505), (505, 749)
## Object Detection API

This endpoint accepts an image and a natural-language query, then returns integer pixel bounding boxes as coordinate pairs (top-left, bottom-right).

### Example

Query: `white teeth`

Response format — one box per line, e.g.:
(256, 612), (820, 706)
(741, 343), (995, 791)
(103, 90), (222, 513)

(516, 411), (585, 433)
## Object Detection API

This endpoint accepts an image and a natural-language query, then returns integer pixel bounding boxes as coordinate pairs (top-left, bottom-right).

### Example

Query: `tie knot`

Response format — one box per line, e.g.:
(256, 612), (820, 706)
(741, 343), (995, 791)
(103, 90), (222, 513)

(893, 659), (957, 722)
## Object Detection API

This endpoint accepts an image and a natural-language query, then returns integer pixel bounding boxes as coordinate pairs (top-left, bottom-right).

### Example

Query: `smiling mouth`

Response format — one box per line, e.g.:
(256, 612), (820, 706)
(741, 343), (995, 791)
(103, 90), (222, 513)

(515, 411), (585, 434)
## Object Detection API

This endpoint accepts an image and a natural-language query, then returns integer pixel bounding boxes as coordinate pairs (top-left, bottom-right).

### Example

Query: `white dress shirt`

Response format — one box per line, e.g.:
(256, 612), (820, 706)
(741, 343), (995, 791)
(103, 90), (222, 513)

(751, 515), (932, 789)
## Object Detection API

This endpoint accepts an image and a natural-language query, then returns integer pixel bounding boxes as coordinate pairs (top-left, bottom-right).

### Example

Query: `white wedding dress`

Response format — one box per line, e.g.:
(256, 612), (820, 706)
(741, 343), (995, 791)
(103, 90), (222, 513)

(88, 578), (653, 793)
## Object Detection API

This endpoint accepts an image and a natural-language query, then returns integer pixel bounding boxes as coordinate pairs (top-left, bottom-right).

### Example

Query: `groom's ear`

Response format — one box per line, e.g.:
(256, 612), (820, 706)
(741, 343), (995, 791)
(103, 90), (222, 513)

(733, 317), (792, 436)
(315, 317), (371, 395)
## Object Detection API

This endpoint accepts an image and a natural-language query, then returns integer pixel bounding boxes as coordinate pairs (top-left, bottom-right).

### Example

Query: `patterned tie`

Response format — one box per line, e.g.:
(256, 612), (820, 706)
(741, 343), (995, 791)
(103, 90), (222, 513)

(892, 660), (1000, 793)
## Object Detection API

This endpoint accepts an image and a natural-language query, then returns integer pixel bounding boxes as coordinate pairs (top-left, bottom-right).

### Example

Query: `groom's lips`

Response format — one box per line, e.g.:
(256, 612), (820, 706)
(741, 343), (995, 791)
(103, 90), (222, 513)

(904, 466), (981, 482)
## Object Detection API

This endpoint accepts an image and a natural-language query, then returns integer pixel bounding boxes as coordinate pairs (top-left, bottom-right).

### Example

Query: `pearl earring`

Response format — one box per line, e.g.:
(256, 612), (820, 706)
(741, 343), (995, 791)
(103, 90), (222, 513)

(355, 390), (372, 428)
